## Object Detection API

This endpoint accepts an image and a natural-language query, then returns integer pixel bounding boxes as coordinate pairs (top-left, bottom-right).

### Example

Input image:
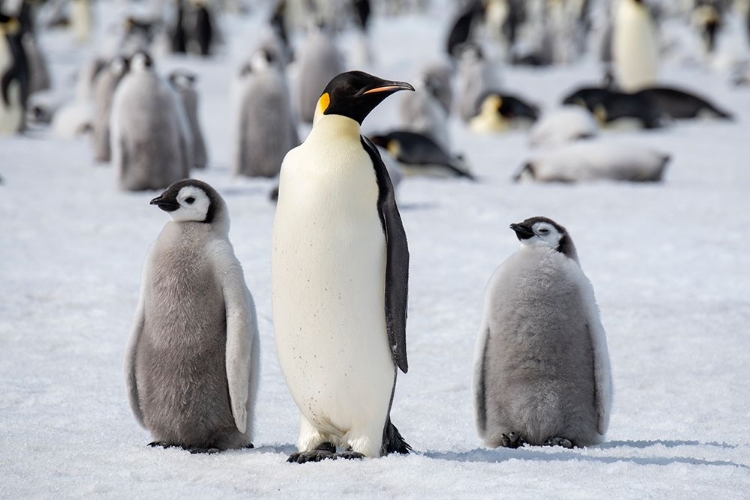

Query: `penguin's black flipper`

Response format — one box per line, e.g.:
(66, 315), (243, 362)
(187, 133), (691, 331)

(381, 416), (412, 456)
(362, 136), (409, 374)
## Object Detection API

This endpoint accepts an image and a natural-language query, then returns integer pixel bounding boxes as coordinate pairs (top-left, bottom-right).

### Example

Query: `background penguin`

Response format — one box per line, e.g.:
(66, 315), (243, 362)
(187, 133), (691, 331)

(19, 1), (50, 94)
(398, 72), (451, 150)
(369, 130), (475, 180)
(272, 71), (412, 463)
(457, 44), (502, 123)
(294, 26), (343, 124)
(613, 0), (659, 92)
(92, 56), (129, 163)
(70, 0), (92, 43)
(469, 90), (539, 133)
(473, 217), (613, 448)
(233, 46), (298, 178)
(193, 0), (213, 57)
(562, 86), (663, 129)
(516, 141), (670, 183)
(110, 52), (192, 191)
(171, 0), (187, 53)
(126, 179), (260, 453)
(634, 86), (733, 120)
(528, 106), (599, 148)
(0, 11), (29, 135)
(446, 0), (485, 58)
(420, 60), (454, 116)
(169, 69), (208, 170)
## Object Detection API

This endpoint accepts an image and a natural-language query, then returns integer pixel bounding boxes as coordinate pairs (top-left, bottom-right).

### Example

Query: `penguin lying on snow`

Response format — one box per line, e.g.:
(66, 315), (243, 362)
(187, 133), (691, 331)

(563, 86), (662, 129)
(369, 130), (475, 180)
(474, 217), (613, 448)
(469, 90), (539, 133)
(111, 52), (193, 191)
(126, 179), (260, 453)
(273, 71), (413, 462)
(634, 86), (733, 120)
(528, 106), (598, 148)
(516, 141), (670, 183)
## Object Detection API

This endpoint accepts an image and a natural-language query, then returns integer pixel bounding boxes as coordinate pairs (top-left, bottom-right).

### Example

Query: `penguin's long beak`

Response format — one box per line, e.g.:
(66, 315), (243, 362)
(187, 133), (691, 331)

(510, 223), (534, 240)
(361, 81), (414, 96)
(150, 196), (180, 212)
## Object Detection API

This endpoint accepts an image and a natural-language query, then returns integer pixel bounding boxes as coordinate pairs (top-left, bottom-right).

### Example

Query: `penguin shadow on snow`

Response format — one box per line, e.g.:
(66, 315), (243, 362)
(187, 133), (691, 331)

(422, 442), (748, 470)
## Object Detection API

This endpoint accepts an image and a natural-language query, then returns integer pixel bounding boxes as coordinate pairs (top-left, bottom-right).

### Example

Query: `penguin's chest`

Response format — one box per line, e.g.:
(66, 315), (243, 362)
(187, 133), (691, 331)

(272, 132), (394, 428)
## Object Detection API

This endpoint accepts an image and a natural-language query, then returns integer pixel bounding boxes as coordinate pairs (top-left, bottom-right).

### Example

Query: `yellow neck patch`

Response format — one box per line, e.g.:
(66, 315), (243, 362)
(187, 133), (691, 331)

(313, 92), (331, 125)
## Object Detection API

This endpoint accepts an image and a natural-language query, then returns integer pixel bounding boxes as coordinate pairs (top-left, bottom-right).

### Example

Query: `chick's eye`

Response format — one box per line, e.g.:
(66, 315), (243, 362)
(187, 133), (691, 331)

(185, 197), (195, 204)
(539, 229), (549, 235)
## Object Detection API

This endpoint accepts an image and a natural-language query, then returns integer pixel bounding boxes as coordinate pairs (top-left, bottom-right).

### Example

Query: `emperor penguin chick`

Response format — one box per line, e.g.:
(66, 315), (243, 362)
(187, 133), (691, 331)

(125, 179), (260, 453)
(233, 47), (297, 178)
(474, 217), (613, 449)
(92, 56), (129, 163)
(294, 28), (343, 123)
(169, 70), (208, 170)
(273, 71), (413, 463)
(110, 52), (193, 191)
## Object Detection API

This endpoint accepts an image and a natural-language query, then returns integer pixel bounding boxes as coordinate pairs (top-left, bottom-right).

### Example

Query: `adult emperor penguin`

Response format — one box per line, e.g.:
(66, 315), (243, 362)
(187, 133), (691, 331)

(473, 217), (613, 448)
(0, 10), (29, 136)
(92, 56), (129, 163)
(126, 179), (260, 453)
(613, 0), (659, 92)
(272, 71), (413, 463)
(110, 52), (192, 191)
(169, 70), (208, 170)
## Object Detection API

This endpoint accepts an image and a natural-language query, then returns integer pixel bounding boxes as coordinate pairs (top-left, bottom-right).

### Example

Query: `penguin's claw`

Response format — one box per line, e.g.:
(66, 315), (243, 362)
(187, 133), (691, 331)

(245, 443), (255, 449)
(543, 437), (575, 448)
(500, 432), (525, 449)
(287, 450), (336, 464)
(337, 450), (365, 460)
(147, 441), (169, 448)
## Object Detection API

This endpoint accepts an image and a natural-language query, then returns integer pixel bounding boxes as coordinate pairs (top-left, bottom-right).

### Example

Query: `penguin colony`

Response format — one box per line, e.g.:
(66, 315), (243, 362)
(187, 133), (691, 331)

(1, 0), (746, 463)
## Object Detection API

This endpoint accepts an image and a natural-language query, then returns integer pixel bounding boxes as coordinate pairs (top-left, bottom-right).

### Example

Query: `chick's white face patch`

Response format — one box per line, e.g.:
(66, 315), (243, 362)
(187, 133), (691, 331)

(521, 222), (563, 249)
(169, 186), (211, 222)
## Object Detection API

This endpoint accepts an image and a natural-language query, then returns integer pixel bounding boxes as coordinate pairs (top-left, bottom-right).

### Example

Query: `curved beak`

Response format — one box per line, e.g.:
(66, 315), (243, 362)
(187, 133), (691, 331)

(150, 196), (179, 212)
(510, 223), (534, 240)
(362, 81), (414, 95)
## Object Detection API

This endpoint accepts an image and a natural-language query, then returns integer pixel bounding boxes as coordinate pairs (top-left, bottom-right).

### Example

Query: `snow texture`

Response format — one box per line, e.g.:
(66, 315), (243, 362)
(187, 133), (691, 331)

(1, 2), (750, 499)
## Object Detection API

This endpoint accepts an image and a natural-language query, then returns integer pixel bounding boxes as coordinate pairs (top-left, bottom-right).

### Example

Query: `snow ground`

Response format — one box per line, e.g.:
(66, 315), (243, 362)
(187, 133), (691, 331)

(2, 3), (750, 499)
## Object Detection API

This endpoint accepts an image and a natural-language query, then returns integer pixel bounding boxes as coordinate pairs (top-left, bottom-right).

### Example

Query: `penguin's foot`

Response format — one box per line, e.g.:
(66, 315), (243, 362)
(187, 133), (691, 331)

(543, 437), (575, 449)
(246, 443), (255, 449)
(287, 442), (337, 464)
(337, 449), (365, 460)
(499, 432), (525, 449)
(148, 441), (169, 448)
(187, 447), (222, 454)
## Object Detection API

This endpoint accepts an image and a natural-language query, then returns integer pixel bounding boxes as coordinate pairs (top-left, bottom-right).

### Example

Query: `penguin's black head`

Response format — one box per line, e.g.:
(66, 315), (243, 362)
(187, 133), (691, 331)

(510, 216), (577, 259)
(315, 71), (414, 125)
(150, 179), (222, 224)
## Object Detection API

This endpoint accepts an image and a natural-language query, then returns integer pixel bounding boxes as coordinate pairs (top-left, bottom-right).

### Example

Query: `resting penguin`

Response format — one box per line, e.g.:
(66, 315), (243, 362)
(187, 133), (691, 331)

(294, 27), (343, 123)
(110, 52), (192, 191)
(272, 71), (413, 463)
(369, 130), (475, 180)
(92, 56), (129, 163)
(634, 86), (733, 120)
(562, 87), (663, 129)
(233, 47), (298, 178)
(613, 0), (658, 92)
(528, 106), (598, 148)
(469, 90), (539, 133)
(0, 12), (29, 136)
(169, 70), (208, 170)
(515, 141), (670, 183)
(473, 217), (613, 448)
(126, 179), (260, 453)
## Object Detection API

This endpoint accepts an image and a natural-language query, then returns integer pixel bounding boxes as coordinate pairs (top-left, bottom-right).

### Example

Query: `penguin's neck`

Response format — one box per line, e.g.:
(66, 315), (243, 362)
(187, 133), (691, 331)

(308, 114), (361, 143)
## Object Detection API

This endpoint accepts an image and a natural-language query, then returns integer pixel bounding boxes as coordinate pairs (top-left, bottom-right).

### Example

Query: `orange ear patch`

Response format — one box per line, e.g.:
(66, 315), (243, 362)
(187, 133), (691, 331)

(318, 92), (331, 113)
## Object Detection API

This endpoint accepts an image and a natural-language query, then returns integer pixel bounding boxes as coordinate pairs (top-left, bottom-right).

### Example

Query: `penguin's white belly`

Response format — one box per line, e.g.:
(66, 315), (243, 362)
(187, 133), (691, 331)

(272, 133), (394, 437)
(614, 3), (658, 92)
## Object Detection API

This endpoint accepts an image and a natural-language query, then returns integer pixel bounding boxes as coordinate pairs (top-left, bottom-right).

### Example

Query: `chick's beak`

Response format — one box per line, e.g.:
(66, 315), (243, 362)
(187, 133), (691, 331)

(510, 223), (535, 240)
(150, 196), (179, 212)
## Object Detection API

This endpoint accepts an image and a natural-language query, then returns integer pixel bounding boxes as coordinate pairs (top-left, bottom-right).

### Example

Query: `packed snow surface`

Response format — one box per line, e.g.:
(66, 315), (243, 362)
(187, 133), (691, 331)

(2, 3), (750, 499)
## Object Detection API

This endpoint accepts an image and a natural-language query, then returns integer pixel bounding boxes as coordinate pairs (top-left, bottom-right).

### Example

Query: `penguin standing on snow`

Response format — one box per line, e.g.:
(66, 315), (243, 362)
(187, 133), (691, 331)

(233, 47), (297, 178)
(126, 179), (260, 453)
(294, 27), (343, 124)
(0, 11), (29, 135)
(169, 70), (208, 170)
(110, 52), (192, 191)
(474, 217), (613, 448)
(92, 56), (129, 163)
(613, 0), (659, 92)
(273, 71), (413, 463)
(193, 0), (213, 57)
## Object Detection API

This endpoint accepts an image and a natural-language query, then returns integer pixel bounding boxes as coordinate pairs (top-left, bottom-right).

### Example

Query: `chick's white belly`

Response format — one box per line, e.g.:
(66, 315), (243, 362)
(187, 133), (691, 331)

(272, 186), (394, 435)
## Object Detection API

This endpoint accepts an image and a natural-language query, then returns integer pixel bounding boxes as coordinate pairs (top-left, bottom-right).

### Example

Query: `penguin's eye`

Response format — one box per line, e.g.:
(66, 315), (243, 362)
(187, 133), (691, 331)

(538, 228), (549, 235)
(184, 197), (195, 205)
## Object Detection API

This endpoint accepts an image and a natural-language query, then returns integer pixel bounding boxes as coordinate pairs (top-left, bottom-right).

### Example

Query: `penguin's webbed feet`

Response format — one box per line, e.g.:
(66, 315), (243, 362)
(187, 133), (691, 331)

(148, 441), (170, 448)
(337, 448), (365, 460)
(543, 437), (575, 449)
(187, 447), (222, 454)
(287, 442), (337, 464)
(500, 432), (525, 449)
